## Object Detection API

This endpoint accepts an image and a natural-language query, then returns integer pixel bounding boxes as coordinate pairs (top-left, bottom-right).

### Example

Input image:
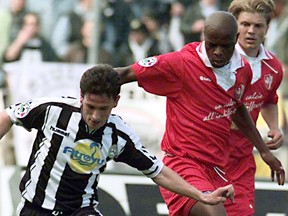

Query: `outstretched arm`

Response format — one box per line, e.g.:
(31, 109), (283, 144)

(261, 103), (284, 150)
(152, 166), (234, 205)
(232, 104), (285, 185)
(114, 66), (137, 84)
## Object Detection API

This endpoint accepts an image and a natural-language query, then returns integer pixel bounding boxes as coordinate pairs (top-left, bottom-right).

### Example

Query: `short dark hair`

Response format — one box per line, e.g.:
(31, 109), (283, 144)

(80, 64), (121, 100)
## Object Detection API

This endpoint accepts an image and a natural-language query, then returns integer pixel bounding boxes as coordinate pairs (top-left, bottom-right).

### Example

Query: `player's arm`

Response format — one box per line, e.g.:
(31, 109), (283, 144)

(152, 166), (234, 205)
(114, 66), (137, 84)
(232, 103), (285, 185)
(260, 103), (284, 150)
(0, 111), (13, 139)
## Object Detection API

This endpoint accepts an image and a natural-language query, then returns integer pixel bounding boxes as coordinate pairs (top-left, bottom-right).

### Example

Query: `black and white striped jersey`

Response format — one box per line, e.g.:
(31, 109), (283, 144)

(6, 96), (164, 212)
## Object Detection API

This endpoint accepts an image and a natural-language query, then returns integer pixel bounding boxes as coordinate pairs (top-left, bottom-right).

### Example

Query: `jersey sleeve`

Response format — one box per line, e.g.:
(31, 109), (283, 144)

(264, 57), (283, 104)
(6, 97), (50, 130)
(264, 65), (283, 105)
(264, 86), (279, 105)
(115, 141), (164, 178)
(113, 119), (164, 178)
(130, 52), (185, 98)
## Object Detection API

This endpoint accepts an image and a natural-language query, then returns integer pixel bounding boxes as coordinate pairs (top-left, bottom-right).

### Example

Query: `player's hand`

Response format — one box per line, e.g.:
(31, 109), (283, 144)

(271, 168), (286, 186)
(199, 184), (235, 205)
(261, 152), (285, 185)
(266, 129), (284, 150)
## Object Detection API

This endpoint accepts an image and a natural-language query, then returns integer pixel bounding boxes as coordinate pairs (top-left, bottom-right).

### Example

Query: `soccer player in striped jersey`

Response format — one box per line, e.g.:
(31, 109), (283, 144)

(115, 11), (285, 216)
(225, 0), (285, 215)
(0, 64), (235, 215)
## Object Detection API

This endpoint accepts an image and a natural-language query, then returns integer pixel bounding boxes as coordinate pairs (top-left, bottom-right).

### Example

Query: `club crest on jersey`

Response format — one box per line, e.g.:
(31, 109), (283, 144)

(234, 84), (245, 100)
(108, 144), (117, 159)
(264, 74), (273, 90)
(63, 139), (105, 174)
(138, 57), (157, 67)
(15, 100), (32, 118)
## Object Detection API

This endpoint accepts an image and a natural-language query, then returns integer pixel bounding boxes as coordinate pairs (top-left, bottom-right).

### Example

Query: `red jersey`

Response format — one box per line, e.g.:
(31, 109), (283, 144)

(131, 42), (253, 168)
(230, 43), (283, 158)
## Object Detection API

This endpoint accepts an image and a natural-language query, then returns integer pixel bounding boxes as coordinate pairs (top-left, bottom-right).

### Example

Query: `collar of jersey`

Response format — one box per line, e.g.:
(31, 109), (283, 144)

(196, 41), (244, 72)
(235, 43), (272, 62)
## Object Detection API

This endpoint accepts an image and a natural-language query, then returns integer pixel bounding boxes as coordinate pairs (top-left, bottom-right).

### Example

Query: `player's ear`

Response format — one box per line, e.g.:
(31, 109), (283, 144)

(80, 91), (84, 103)
(236, 32), (239, 42)
(113, 95), (120, 108)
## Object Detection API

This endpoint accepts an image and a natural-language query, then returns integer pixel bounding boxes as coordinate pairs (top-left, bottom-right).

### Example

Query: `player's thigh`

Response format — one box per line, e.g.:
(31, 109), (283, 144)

(189, 202), (226, 216)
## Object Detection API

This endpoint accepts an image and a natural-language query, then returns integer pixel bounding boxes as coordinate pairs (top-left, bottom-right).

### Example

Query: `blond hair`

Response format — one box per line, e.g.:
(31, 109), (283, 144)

(228, 0), (275, 24)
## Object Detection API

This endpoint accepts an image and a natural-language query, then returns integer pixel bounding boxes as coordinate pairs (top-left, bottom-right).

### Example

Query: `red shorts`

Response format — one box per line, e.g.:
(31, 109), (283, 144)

(224, 154), (256, 216)
(160, 155), (231, 216)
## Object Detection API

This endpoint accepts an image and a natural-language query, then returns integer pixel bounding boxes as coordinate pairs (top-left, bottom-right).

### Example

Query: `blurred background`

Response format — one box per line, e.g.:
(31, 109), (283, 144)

(0, 0), (287, 215)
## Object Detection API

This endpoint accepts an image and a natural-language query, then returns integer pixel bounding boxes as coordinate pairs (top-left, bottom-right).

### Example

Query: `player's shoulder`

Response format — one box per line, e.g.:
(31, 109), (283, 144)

(266, 51), (282, 64)
(175, 42), (201, 64)
(108, 114), (128, 129)
(18, 96), (80, 112)
(263, 50), (283, 75)
(107, 114), (139, 137)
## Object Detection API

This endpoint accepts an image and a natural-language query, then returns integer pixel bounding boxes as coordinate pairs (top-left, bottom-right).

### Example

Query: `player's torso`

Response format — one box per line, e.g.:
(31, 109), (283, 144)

(146, 43), (252, 166)
(26, 100), (121, 176)
(18, 98), (123, 210)
(243, 59), (281, 121)
(230, 58), (282, 158)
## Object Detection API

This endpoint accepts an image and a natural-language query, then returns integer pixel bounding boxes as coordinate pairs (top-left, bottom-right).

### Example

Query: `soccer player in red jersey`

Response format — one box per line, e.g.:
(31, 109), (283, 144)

(225, 0), (285, 215)
(115, 11), (285, 216)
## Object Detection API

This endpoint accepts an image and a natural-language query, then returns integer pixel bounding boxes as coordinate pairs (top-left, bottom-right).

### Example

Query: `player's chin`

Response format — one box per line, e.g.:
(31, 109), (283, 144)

(88, 121), (104, 130)
(212, 61), (226, 68)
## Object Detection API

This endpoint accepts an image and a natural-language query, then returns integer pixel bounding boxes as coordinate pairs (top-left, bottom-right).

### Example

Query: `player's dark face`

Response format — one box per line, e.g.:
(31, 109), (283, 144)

(81, 93), (119, 130)
(204, 30), (237, 68)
